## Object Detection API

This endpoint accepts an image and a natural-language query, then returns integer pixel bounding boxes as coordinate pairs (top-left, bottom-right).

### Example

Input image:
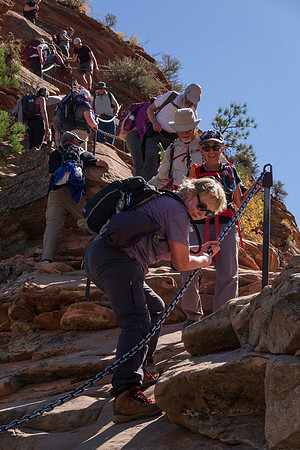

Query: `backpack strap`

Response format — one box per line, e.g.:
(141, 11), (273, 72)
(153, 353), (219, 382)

(168, 143), (175, 179)
(107, 91), (113, 109)
(193, 163), (244, 248)
(155, 91), (178, 116)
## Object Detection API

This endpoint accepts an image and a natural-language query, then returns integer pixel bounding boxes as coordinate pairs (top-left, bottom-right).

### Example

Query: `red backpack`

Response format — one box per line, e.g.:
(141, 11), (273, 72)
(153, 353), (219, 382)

(22, 39), (43, 65)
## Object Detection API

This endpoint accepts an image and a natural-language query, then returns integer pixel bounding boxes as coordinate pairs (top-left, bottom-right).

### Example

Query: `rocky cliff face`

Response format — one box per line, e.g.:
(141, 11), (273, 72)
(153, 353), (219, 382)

(0, 0), (171, 108)
(156, 255), (300, 449)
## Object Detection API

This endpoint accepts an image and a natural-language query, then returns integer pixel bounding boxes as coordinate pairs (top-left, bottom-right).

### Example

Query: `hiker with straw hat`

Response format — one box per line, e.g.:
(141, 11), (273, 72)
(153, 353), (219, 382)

(149, 108), (227, 190)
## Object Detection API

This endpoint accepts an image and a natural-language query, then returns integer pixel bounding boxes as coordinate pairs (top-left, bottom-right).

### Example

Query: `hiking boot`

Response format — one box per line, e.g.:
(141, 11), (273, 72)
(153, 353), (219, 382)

(113, 386), (161, 424)
(141, 367), (158, 389)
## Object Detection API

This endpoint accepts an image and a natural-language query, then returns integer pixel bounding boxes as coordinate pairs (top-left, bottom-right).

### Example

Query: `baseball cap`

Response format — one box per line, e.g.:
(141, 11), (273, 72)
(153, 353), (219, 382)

(184, 83), (202, 106)
(79, 89), (91, 97)
(96, 82), (107, 89)
(200, 130), (224, 145)
(73, 37), (81, 45)
(61, 131), (84, 144)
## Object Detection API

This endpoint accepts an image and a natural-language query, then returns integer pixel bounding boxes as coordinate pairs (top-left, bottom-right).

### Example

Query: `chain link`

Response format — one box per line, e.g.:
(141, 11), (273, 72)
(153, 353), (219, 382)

(0, 167), (267, 434)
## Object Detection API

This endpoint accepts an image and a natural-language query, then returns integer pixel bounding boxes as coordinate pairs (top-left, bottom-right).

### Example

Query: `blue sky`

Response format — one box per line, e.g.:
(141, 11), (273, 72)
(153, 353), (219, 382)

(91, 0), (300, 227)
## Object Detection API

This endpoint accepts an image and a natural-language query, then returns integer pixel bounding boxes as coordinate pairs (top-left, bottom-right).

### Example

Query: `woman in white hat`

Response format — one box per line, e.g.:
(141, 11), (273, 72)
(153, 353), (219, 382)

(148, 108), (203, 190)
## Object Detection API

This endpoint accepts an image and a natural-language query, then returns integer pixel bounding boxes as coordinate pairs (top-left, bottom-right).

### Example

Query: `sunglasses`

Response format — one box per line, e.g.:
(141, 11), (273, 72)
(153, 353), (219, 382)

(201, 144), (223, 152)
(196, 195), (215, 217)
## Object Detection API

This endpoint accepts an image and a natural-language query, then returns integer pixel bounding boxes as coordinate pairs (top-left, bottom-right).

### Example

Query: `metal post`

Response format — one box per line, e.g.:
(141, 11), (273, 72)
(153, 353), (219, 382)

(262, 164), (273, 288)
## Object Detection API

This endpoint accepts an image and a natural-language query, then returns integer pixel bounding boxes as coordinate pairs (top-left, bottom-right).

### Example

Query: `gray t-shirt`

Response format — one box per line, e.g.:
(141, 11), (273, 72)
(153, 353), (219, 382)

(59, 30), (69, 49)
(123, 195), (190, 274)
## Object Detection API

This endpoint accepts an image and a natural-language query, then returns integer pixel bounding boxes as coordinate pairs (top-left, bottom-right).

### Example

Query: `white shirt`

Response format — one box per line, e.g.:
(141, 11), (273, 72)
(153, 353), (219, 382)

(154, 91), (197, 134)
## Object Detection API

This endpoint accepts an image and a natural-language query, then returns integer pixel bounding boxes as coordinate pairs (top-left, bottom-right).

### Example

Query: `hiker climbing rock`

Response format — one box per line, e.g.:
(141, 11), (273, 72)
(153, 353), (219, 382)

(55, 89), (98, 151)
(142, 83), (202, 181)
(22, 87), (50, 150)
(149, 108), (227, 190)
(54, 27), (74, 58)
(148, 108), (204, 190)
(93, 82), (120, 145)
(68, 37), (99, 90)
(40, 131), (109, 264)
(121, 98), (156, 176)
(27, 38), (50, 79)
(23, 0), (41, 25)
(84, 176), (225, 423)
(182, 129), (261, 327)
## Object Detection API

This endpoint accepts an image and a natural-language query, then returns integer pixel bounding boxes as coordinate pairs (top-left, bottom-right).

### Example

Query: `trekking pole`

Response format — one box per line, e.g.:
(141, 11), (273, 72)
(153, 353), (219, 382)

(261, 164), (273, 288)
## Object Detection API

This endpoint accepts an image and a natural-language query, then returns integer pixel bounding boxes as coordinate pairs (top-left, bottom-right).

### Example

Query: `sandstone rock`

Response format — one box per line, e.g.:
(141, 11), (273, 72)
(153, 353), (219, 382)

(0, 0), (13, 17)
(228, 295), (256, 347)
(249, 255), (300, 354)
(0, 302), (9, 324)
(146, 274), (186, 323)
(34, 309), (67, 330)
(242, 239), (280, 272)
(10, 320), (39, 334)
(0, 376), (25, 396)
(265, 355), (300, 449)
(25, 395), (107, 432)
(182, 301), (241, 356)
(61, 301), (118, 331)
(3, 269), (103, 310)
(155, 348), (270, 447)
(271, 197), (300, 256)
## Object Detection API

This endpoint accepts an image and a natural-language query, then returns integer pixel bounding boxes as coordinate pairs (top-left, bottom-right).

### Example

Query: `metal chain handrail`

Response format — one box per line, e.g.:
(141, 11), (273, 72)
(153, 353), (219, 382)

(0, 166), (268, 434)
(96, 128), (124, 141)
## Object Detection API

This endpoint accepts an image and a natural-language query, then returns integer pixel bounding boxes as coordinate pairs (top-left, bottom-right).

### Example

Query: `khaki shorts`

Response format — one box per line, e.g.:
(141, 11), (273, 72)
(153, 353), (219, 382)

(78, 61), (93, 75)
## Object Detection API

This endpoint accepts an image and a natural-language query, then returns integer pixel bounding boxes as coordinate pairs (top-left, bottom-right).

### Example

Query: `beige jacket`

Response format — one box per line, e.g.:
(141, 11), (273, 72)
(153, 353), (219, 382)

(148, 135), (204, 189)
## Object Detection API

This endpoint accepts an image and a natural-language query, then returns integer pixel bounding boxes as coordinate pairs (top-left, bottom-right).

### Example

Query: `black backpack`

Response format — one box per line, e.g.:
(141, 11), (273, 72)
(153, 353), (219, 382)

(58, 144), (83, 166)
(82, 176), (202, 251)
(55, 92), (92, 133)
(21, 93), (36, 122)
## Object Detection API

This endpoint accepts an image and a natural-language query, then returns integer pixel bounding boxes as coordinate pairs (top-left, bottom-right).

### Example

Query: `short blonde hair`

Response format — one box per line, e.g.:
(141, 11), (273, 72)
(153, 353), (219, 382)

(178, 177), (227, 215)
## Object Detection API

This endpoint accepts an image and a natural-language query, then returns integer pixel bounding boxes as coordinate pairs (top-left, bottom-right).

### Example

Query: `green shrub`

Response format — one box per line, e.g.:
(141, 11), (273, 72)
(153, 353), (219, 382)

(0, 35), (22, 89)
(157, 53), (185, 91)
(108, 57), (163, 97)
(0, 110), (27, 157)
(102, 13), (117, 28)
(55, 0), (90, 12)
(271, 180), (288, 201)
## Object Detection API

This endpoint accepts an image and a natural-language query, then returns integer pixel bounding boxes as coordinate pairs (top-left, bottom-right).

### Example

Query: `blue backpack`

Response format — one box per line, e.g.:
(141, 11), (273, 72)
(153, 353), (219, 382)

(52, 144), (85, 203)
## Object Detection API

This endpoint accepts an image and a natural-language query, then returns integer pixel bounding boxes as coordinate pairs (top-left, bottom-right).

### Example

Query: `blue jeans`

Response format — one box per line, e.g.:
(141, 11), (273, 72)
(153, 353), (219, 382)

(84, 239), (165, 397)
(97, 115), (116, 145)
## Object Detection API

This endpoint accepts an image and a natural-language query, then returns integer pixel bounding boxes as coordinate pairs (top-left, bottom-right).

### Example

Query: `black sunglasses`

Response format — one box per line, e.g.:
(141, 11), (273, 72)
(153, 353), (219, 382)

(201, 144), (223, 152)
(196, 195), (215, 217)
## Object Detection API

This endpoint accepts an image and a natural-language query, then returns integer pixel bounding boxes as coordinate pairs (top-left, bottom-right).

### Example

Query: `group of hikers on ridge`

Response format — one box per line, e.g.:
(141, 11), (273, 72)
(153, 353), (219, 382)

(14, 4), (263, 426)
(23, 0), (99, 90)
